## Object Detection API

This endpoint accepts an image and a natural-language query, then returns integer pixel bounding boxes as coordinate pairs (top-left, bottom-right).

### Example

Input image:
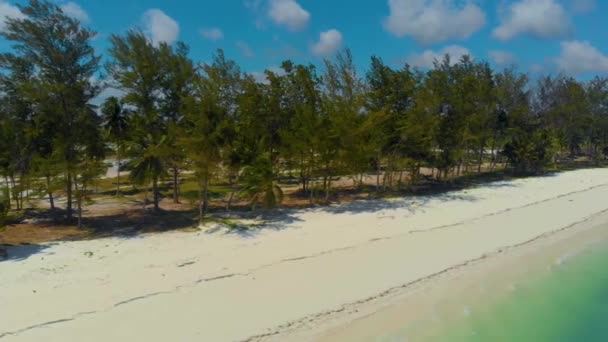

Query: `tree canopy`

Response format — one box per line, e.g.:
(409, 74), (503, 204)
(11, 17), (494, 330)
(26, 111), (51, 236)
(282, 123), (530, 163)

(1, 0), (607, 226)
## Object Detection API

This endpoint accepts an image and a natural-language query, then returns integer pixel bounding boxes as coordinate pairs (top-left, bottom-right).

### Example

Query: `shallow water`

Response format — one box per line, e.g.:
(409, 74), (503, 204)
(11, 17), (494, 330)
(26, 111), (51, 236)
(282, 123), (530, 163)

(436, 236), (608, 342)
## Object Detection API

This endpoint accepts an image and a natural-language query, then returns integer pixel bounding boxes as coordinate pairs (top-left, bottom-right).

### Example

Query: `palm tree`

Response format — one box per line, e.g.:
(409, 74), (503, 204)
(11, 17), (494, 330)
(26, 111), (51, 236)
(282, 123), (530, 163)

(101, 96), (130, 195)
(127, 133), (168, 211)
(240, 154), (284, 211)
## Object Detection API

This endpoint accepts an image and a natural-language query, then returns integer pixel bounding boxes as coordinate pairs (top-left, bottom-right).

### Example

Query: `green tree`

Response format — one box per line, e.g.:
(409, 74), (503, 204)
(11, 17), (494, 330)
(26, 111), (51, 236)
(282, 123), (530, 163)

(1, 0), (101, 221)
(240, 153), (283, 211)
(108, 30), (166, 210)
(159, 42), (197, 204)
(101, 96), (130, 195)
(320, 49), (366, 200)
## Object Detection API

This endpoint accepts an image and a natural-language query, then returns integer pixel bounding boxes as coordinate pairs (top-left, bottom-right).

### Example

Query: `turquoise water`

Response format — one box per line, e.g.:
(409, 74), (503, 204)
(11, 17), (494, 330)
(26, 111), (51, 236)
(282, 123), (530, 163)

(439, 238), (608, 342)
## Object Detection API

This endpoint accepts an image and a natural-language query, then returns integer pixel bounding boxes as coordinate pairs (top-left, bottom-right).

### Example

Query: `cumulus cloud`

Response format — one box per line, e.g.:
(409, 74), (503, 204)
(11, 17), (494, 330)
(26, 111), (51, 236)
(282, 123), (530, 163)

(142, 9), (179, 45)
(384, 0), (485, 45)
(236, 41), (255, 58)
(268, 0), (310, 31)
(311, 29), (343, 57)
(406, 45), (471, 69)
(200, 27), (223, 41)
(555, 41), (608, 75)
(250, 71), (267, 84)
(493, 0), (573, 41)
(61, 2), (89, 23)
(0, 1), (24, 31)
(488, 50), (515, 66)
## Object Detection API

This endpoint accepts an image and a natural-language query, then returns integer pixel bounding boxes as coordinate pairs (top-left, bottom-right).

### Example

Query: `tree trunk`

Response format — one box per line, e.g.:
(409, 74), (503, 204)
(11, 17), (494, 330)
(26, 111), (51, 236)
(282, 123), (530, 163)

(226, 191), (235, 211)
(477, 143), (484, 173)
(490, 131), (498, 168)
(325, 176), (331, 203)
(76, 181), (84, 229)
(300, 153), (306, 193)
(309, 178), (314, 205)
(19, 187), (23, 210)
(25, 176), (30, 205)
(46, 175), (55, 210)
(198, 180), (204, 226)
(173, 166), (180, 204)
(66, 171), (73, 221)
(4, 176), (11, 210)
(116, 152), (121, 196)
(11, 175), (20, 210)
(77, 192), (83, 229)
(202, 173), (209, 217)
(152, 175), (159, 211)
(376, 153), (381, 195)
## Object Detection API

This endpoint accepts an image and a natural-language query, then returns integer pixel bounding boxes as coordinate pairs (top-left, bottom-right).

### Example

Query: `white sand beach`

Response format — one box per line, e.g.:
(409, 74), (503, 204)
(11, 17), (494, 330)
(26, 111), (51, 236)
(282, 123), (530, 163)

(2, 168), (608, 341)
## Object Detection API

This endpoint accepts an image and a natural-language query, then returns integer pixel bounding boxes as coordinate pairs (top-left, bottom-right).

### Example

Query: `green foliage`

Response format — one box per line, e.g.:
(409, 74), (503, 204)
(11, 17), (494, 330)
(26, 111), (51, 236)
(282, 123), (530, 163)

(240, 154), (284, 210)
(0, 2), (606, 221)
(503, 128), (557, 174)
(0, 187), (9, 226)
(1, 0), (102, 220)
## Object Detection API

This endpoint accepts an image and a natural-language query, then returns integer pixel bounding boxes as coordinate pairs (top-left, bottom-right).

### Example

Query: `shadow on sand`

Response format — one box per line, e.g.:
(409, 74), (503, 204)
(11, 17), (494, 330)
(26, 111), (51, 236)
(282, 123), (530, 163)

(0, 243), (53, 262)
(0, 169), (566, 259)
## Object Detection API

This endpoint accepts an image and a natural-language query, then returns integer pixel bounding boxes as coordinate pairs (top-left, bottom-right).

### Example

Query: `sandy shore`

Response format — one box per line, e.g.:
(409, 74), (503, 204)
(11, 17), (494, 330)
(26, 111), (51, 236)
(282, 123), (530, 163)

(311, 204), (608, 341)
(2, 168), (608, 341)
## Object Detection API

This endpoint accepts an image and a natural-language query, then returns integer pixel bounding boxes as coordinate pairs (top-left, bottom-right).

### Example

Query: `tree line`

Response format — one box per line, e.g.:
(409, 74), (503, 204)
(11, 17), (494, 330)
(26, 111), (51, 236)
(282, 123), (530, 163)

(2, 0), (608, 226)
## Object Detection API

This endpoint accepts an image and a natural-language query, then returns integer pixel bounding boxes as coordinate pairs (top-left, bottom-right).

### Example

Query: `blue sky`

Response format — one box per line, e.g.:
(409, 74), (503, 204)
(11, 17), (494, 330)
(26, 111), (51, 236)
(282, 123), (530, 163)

(1, 0), (608, 80)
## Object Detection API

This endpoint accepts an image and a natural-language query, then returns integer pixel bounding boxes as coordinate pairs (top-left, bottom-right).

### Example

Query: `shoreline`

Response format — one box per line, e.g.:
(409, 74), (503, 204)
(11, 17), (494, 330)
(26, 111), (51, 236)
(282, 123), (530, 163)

(2, 168), (608, 341)
(277, 207), (608, 341)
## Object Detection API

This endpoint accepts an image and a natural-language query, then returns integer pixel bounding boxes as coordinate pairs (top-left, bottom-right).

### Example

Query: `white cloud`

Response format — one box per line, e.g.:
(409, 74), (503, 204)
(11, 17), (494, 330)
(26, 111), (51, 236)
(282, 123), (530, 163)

(554, 41), (608, 75)
(92, 86), (126, 106)
(488, 50), (515, 66)
(530, 64), (545, 74)
(311, 29), (343, 57)
(200, 27), (223, 41)
(0, 1), (24, 31)
(384, 0), (485, 45)
(568, 0), (596, 13)
(406, 45), (471, 68)
(142, 9), (179, 46)
(236, 41), (255, 58)
(268, 0), (310, 31)
(250, 71), (268, 84)
(61, 2), (89, 23)
(493, 0), (573, 41)
(244, 0), (262, 11)
(250, 66), (286, 84)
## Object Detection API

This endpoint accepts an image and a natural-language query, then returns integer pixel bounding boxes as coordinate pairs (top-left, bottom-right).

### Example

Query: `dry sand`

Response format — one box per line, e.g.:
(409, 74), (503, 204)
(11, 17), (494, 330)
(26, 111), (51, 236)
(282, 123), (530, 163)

(2, 168), (608, 341)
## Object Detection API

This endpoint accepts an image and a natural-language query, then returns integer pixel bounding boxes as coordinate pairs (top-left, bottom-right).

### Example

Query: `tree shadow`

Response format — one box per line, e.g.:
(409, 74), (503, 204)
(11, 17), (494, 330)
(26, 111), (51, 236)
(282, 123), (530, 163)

(83, 209), (197, 239)
(0, 243), (52, 262)
(304, 169), (549, 216)
(207, 208), (305, 239)
(202, 169), (543, 236)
